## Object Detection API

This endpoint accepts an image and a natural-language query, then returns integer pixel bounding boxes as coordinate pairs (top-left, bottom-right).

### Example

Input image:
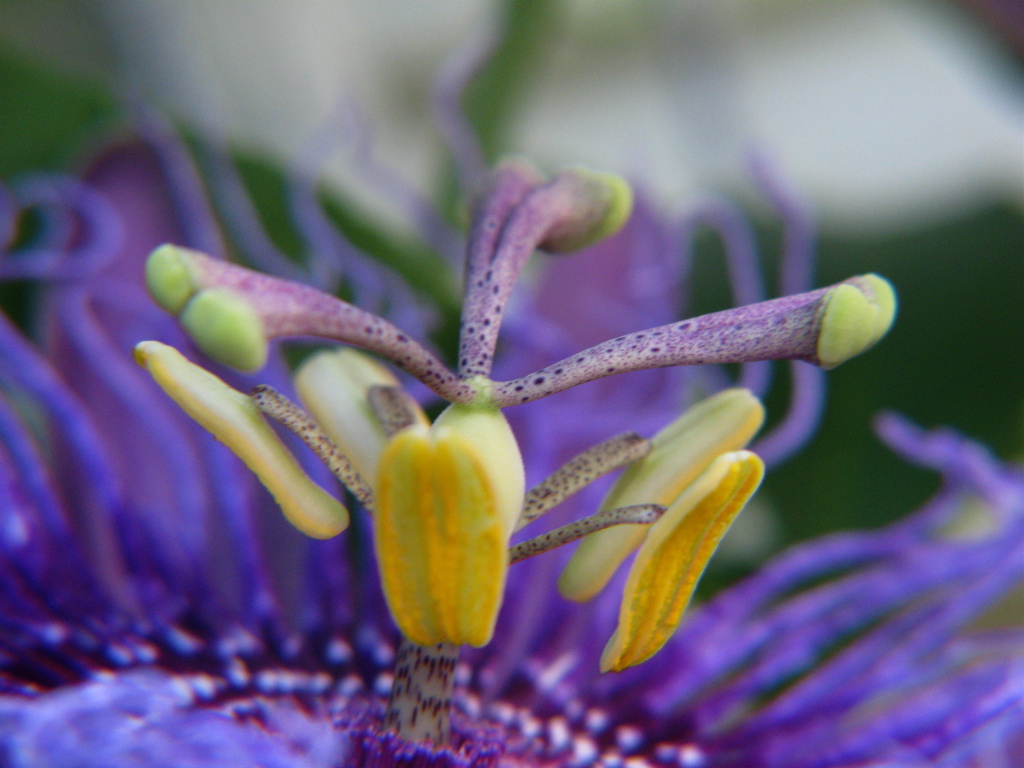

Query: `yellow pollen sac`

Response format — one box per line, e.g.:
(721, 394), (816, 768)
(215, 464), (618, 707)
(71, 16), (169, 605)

(134, 341), (348, 539)
(600, 450), (764, 672)
(559, 389), (764, 603)
(374, 404), (524, 647)
(294, 348), (426, 484)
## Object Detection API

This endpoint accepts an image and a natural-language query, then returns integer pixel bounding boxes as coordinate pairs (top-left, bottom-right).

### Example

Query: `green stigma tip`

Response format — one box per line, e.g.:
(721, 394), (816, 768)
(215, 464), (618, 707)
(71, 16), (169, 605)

(145, 245), (197, 315)
(588, 170), (634, 245)
(542, 167), (634, 254)
(816, 274), (897, 369)
(180, 289), (268, 372)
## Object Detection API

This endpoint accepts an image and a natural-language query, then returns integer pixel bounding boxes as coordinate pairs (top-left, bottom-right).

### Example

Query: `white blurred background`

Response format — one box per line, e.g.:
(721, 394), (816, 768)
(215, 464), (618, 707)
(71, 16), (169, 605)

(1, 0), (1021, 234)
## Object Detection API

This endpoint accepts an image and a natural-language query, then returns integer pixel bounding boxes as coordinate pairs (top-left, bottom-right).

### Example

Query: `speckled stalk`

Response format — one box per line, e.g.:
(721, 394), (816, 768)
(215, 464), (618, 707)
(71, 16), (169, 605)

(490, 280), (849, 408)
(516, 432), (652, 532)
(183, 251), (475, 403)
(510, 504), (664, 565)
(384, 639), (460, 745)
(251, 384), (373, 506)
(368, 385), (425, 438)
(458, 170), (611, 379)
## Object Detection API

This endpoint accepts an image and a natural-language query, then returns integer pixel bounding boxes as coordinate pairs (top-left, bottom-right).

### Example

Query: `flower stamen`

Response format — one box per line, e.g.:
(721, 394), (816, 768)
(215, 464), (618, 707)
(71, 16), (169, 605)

(601, 450), (764, 672)
(368, 385), (428, 438)
(510, 503), (665, 564)
(134, 341), (349, 539)
(136, 158), (898, 745)
(251, 384), (373, 507)
(375, 404), (523, 648)
(559, 388), (765, 602)
(517, 432), (653, 531)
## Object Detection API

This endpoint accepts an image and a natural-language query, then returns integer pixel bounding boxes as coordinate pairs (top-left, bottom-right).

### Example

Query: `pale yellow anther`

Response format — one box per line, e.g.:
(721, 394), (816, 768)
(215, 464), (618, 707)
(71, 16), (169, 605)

(816, 274), (897, 369)
(374, 404), (524, 647)
(559, 388), (764, 603)
(600, 450), (764, 672)
(134, 341), (348, 539)
(430, 403), (525, 529)
(294, 348), (425, 483)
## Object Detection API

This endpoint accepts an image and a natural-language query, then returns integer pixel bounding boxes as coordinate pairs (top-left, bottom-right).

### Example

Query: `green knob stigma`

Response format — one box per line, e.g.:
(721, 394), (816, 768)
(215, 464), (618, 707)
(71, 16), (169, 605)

(180, 289), (268, 372)
(816, 274), (897, 369)
(145, 244), (198, 314)
(541, 167), (634, 254)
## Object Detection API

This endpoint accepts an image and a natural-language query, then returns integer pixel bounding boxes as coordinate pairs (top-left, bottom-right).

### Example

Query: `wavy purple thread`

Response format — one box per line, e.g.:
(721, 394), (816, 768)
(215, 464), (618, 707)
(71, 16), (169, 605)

(746, 152), (825, 467)
(431, 19), (497, 192)
(135, 108), (226, 258)
(677, 195), (770, 397)
(0, 177), (123, 282)
(56, 288), (212, 588)
(0, 313), (165, 617)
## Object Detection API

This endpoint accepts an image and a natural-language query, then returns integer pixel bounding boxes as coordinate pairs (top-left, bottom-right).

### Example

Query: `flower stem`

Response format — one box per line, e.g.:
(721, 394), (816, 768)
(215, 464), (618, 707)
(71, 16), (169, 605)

(384, 638), (460, 744)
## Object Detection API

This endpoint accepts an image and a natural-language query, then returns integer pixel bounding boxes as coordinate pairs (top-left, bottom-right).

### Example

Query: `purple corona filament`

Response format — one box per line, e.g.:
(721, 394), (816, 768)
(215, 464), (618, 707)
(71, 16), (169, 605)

(432, 19), (498, 192)
(134, 107), (227, 258)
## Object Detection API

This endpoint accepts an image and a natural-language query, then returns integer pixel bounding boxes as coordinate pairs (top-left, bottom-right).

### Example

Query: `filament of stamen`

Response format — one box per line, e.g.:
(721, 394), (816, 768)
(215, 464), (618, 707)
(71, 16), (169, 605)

(252, 384), (373, 507)
(510, 504), (664, 564)
(517, 432), (652, 531)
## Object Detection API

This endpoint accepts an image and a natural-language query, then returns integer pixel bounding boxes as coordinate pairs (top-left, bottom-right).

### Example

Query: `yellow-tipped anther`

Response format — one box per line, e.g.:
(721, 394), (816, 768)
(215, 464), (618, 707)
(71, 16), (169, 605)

(541, 168), (634, 254)
(180, 289), (268, 372)
(145, 244), (198, 314)
(600, 450), (764, 672)
(134, 341), (348, 539)
(430, 404), (525, 528)
(559, 388), (764, 603)
(295, 348), (424, 483)
(816, 274), (896, 369)
(375, 404), (524, 647)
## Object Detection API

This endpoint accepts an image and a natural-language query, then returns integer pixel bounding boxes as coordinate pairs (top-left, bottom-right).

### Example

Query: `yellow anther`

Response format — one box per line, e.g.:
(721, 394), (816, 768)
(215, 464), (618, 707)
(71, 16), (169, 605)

(374, 404), (524, 647)
(430, 403), (525, 528)
(600, 450), (764, 672)
(294, 348), (425, 483)
(134, 341), (348, 539)
(559, 389), (764, 602)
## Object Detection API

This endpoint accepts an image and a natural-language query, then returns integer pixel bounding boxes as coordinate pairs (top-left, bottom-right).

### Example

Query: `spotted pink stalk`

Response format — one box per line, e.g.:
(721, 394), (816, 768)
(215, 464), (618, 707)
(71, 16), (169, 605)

(458, 164), (626, 378)
(488, 277), (878, 408)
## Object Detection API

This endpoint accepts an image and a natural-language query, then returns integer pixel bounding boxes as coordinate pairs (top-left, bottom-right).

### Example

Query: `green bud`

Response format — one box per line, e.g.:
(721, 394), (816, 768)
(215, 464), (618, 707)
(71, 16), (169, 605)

(816, 274), (897, 369)
(540, 167), (634, 253)
(180, 289), (268, 372)
(145, 244), (197, 314)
